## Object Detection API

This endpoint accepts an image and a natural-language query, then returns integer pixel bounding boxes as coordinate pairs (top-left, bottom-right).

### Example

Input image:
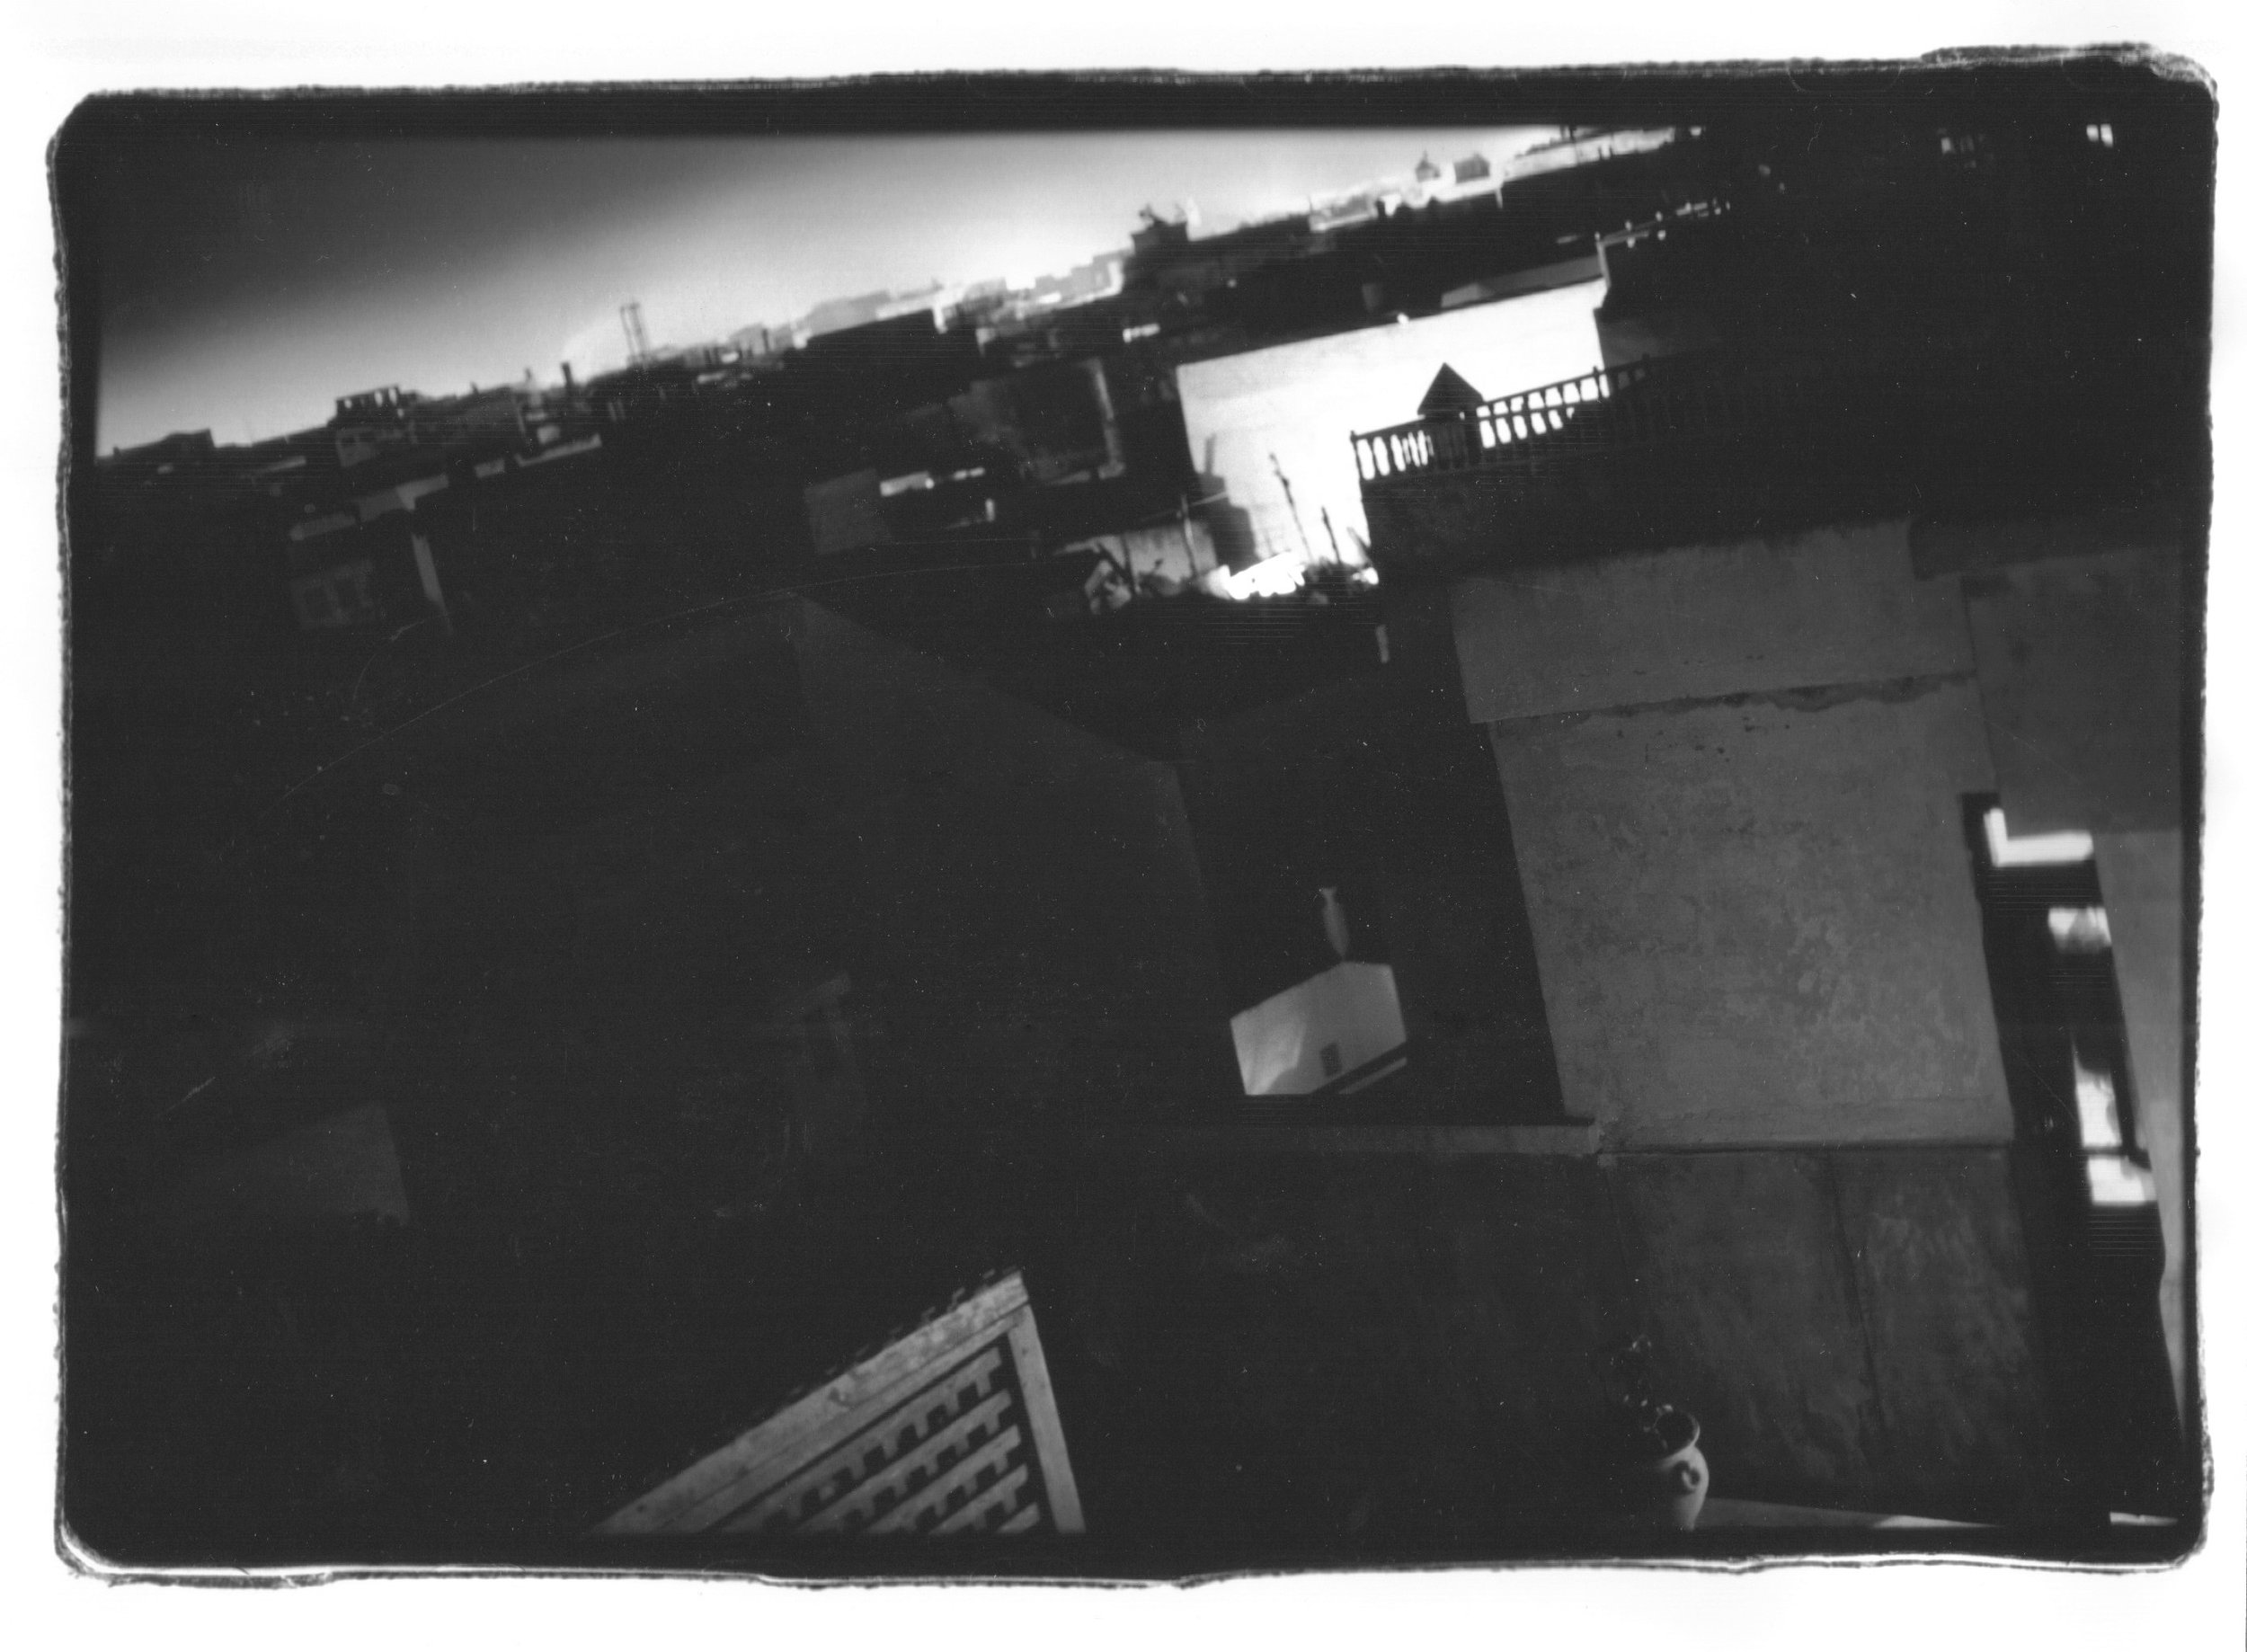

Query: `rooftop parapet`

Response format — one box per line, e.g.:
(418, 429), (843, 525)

(1351, 344), (2201, 583)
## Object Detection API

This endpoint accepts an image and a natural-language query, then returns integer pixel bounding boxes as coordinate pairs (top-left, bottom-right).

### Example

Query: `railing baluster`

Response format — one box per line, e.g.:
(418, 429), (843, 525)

(1353, 349), (1791, 489)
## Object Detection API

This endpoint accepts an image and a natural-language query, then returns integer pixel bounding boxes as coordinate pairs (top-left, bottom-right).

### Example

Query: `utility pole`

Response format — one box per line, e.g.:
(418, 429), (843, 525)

(1270, 452), (1315, 564)
(620, 300), (652, 368)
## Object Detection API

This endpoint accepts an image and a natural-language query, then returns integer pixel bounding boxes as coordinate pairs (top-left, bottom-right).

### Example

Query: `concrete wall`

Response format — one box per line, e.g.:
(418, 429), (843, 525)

(1958, 546), (2186, 836)
(1491, 682), (2012, 1147)
(792, 600), (1241, 1132)
(1389, 479), (2194, 1513)
(1454, 523), (2011, 1147)
(1451, 521), (1974, 724)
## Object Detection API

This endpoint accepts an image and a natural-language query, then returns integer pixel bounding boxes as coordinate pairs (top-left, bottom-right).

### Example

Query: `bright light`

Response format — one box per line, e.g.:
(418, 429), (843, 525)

(2048, 905), (2112, 952)
(1354, 565), (1380, 587)
(2073, 1051), (2123, 1150)
(1984, 806), (2094, 867)
(1218, 551), (1309, 600)
(2086, 1156), (2157, 1207)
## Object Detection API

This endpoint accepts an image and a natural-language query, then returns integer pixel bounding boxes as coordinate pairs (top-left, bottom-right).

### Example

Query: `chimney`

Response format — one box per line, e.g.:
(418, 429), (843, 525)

(562, 361), (575, 388)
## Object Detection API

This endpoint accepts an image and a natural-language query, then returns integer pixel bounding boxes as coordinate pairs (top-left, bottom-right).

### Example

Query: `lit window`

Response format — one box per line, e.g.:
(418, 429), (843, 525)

(2048, 905), (2112, 953)
(2073, 1050), (2123, 1150)
(1983, 806), (2093, 866)
(2085, 1155), (2156, 1206)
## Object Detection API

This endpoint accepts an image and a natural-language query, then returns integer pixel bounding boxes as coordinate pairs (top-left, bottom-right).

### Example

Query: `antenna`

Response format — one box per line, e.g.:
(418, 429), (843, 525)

(620, 300), (652, 367)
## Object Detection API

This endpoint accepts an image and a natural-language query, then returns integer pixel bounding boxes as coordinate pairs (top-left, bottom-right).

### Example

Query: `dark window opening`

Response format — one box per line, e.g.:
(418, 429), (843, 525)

(1962, 794), (2187, 1516)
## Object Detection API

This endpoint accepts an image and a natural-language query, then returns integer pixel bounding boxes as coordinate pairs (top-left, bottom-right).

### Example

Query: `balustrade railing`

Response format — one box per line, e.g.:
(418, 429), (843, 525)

(1349, 337), (2198, 580)
(1351, 351), (1817, 488)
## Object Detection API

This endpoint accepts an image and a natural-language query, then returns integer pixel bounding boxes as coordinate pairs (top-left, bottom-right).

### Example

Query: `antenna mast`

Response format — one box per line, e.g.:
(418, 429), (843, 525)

(619, 300), (652, 367)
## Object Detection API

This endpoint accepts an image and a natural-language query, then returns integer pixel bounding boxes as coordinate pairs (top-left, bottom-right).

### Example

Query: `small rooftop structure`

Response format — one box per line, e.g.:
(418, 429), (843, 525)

(333, 386), (416, 423)
(1417, 364), (1487, 418)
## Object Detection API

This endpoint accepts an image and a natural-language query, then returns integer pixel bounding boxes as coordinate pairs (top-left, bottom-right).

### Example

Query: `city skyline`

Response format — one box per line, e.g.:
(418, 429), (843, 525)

(90, 127), (1550, 453)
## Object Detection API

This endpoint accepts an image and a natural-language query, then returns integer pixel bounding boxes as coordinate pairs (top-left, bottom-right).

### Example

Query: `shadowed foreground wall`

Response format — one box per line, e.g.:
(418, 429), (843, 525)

(791, 600), (1240, 1134)
(1611, 1148), (2055, 1519)
(1055, 1141), (2056, 1546)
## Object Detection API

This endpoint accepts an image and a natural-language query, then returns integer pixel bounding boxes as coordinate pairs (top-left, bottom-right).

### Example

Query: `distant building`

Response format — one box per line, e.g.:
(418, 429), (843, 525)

(1123, 209), (1318, 301)
(946, 358), (1124, 485)
(1501, 127), (1680, 189)
(331, 385), (422, 469)
(1128, 202), (1200, 259)
(407, 386), (528, 454)
(1307, 150), (1501, 233)
(795, 289), (892, 341)
(728, 323), (792, 359)
(99, 428), (216, 476)
(796, 281), (955, 342)
(1019, 252), (1127, 310)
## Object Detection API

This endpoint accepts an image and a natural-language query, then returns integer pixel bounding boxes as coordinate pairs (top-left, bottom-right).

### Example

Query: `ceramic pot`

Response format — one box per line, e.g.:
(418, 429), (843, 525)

(1626, 1408), (1710, 1532)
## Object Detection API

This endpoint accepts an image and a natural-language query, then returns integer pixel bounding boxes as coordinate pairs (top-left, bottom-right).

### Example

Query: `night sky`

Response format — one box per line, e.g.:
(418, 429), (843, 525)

(85, 128), (1550, 453)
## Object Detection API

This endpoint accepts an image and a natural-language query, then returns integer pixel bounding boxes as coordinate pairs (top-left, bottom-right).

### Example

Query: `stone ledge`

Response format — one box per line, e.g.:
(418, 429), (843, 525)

(1140, 1121), (1604, 1157)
